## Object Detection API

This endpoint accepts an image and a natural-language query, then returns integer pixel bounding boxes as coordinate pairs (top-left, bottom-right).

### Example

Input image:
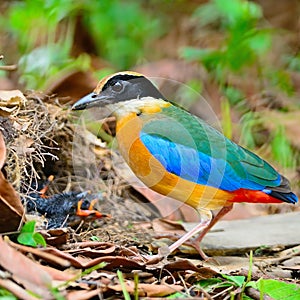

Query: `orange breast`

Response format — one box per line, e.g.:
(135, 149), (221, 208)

(115, 113), (235, 210)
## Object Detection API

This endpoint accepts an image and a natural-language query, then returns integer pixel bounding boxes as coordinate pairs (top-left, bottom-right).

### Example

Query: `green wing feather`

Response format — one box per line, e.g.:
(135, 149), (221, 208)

(141, 105), (279, 187)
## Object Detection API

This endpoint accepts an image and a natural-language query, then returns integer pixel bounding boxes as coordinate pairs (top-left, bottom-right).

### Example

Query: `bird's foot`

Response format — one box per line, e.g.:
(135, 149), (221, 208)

(143, 245), (170, 265)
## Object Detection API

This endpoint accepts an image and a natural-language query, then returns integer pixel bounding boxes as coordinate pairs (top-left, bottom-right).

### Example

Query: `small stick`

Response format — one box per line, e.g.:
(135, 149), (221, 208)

(0, 56), (17, 70)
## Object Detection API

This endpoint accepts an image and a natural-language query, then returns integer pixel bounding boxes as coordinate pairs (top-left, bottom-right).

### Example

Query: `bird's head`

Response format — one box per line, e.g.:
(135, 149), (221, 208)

(72, 71), (166, 113)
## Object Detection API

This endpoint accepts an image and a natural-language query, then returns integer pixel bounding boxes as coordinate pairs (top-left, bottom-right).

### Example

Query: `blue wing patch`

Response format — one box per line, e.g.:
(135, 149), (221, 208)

(140, 132), (276, 192)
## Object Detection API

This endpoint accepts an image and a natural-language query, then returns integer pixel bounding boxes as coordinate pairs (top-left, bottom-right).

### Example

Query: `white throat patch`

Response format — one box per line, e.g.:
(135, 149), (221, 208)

(107, 97), (168, 118)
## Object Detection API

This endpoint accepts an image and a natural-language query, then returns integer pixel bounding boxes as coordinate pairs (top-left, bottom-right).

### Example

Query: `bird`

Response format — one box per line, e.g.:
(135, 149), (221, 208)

(72, 71), (298, 258)
(25, 176), (108, 228)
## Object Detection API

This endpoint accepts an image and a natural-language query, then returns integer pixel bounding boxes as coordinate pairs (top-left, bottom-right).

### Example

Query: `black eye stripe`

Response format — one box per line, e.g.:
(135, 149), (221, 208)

(102, 74), (142, 91)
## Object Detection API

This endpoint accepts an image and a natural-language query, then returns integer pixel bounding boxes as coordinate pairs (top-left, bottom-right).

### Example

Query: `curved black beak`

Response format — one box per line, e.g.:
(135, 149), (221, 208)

(72, 92), (113, 111)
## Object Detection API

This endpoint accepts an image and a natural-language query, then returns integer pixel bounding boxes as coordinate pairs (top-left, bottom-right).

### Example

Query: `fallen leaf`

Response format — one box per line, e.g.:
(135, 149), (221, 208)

(0, 278), (37, 300)
(0, 90), (27, 116)
(43, 246), (145, 269)
(109, 281), (183, 297)
(45, 70), (98, 102)
(64, 242), (116, 257)
(0, 131), (25, 233)
(7, 240), (71, 268)
(0, 236), (52, 299)
(66, 288), (103, 300)
(40, 265), (80, 281)
(0, 130), (6, 168)
(41, 227), (69, 247)
(0, 171), (25, 233)
(164, 259), (208, 274)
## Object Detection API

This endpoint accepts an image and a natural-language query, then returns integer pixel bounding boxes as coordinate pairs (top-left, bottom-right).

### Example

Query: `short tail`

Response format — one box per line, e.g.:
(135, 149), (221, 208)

(268, 190), (298, 203)
(263, 175), (298, 204)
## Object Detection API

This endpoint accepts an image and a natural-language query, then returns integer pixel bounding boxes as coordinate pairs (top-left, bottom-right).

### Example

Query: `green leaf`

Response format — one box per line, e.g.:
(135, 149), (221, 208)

(0, 286), (17, 299)
(33, 232), (47, 247)
(221, 274), (246, 287)
(17, 232), (38, 247)
(197, 278), (231, 292)
(167, 292), (187, 299)
(19, 220), (36, 233)
(17, 221), (46, 247)
(247, 30), (272, 54)
(117, 270), (131, 300)
(84, 0), (163, 69)
(242, 295), (254, 300)
(257, 279), (300, 300)
(214, 0), (262, 26)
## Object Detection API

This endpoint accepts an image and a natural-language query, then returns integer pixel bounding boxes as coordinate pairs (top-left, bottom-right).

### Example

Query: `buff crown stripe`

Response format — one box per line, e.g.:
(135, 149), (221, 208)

(94, 71), (144, 93)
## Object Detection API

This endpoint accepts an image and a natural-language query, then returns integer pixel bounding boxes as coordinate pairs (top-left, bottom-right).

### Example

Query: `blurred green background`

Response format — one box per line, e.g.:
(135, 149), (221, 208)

(0, 0), (299, 192)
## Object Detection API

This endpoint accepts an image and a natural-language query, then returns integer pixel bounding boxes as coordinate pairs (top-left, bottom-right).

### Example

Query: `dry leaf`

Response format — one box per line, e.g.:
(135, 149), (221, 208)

(66, 288), (103, 300)
(109, 281), (183, 297)
(0, 90), (27, 115)
(0, 171), (25, 233)
(0, 236), (52, 299)
(0, 131), (25, 233)
(0, 278), (37, 300)
(40, 265), (80, 281)
(0, 130), (6, 168)
(8, 240), (71, 267)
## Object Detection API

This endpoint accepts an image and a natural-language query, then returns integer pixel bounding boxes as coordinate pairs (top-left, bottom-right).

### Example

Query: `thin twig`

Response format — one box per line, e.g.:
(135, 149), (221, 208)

(0, 65), (17, 71)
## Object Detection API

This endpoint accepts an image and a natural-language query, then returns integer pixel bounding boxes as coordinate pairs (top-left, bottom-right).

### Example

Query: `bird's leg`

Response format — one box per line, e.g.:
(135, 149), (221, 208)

(157, 210), (212, 257)
(189, 204), (234, 259)
(160, 204), (234, 259)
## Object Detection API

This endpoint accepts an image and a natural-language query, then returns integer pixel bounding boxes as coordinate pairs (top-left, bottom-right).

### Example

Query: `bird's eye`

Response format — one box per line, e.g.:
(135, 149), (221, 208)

(112, 81), (123, 92)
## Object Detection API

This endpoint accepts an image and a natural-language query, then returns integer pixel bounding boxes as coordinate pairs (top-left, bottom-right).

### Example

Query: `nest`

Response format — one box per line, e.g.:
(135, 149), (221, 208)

(1, 92), (104, 194)
(0, 91), (156, 225)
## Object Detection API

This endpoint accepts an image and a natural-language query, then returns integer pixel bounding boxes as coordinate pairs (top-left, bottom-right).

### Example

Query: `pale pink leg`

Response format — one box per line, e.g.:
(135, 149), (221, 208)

(163, 204), (233, 259)
(190, 204), (233, 259)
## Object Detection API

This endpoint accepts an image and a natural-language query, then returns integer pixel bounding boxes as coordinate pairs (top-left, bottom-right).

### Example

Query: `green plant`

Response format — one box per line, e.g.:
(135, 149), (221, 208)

(182, 0), (271, 82)
(1, 0), (89, 89)
(181, 0), (294, 99)
(17, 220), (46, 247)
(195, 251), (300, 299)
(286, 52), (300, 72)
(117, 270), (131, 300)
(0, 287), (17, 300)
(1, 0), (164, 89)
(271, 124), (296, 169)
(256, 279), (300, 300)
(239, 111), (265, 149)
(90, 235), (101, 241)
(240, 111), (297, 169)
(83, 0), (163, 69)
